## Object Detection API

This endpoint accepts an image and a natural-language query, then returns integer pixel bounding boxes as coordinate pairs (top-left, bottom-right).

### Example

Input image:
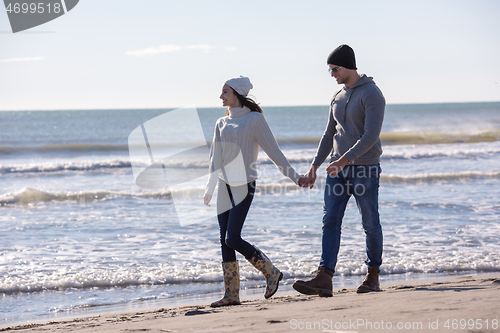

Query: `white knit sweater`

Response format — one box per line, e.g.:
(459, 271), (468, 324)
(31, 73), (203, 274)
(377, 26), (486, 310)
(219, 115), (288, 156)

(204, 106), (300, 196)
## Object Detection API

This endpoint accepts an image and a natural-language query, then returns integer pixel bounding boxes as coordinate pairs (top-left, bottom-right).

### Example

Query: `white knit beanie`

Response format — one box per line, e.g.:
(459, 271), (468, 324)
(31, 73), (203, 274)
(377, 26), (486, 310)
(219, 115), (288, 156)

(224, 76), (253, 97)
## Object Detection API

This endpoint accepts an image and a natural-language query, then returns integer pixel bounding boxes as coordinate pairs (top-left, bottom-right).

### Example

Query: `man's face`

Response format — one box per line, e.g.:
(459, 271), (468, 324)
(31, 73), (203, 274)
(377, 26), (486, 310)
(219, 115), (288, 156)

(328, 64), (344, 85)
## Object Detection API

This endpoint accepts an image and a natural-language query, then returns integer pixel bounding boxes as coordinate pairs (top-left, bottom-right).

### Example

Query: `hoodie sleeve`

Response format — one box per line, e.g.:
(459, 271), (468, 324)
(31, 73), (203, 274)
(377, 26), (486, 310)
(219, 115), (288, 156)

(343, 87), (385, 163)
(253, 114), (300, 184)
(204, 121), (223, 196)
(312, 103), (337, 166)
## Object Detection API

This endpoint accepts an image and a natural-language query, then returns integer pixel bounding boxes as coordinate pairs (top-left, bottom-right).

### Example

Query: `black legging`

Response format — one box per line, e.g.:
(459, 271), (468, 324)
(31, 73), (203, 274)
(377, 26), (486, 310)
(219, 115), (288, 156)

(217, 180), (256, 262)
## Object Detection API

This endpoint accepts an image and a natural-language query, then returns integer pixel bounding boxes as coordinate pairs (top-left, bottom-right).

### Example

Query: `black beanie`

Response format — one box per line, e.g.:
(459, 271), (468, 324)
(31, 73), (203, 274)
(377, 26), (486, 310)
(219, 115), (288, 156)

(327, 44), (357, 70)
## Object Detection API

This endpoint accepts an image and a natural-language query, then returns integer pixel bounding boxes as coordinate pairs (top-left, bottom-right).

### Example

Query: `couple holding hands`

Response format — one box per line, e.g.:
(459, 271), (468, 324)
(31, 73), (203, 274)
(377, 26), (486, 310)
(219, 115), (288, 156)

(203, 44), (386, 307)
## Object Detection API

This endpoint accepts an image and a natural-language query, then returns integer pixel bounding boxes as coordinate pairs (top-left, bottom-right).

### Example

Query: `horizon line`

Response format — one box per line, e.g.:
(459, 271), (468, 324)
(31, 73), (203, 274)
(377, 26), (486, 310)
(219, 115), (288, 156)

(1, 100), (499, 112)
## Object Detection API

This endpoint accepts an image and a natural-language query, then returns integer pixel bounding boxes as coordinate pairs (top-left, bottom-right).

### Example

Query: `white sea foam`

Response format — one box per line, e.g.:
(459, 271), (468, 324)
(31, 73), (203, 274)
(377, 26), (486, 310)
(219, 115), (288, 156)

(382, 141), (500, 160)
(381, 170), (500, 183)
(0, 158), (210, 174)
(2, 141), (499, 176)
(2, 249), (499, 295)
(0, 159), (133, 174)
(3, 165), (499, 206)
(0, 187), (172, 205)
(0, 143), (128, 154)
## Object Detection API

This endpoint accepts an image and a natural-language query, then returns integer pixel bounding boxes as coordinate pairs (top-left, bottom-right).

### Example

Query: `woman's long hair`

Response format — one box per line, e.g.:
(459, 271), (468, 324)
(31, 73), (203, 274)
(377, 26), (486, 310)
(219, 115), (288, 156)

(225, 88), (263, 116)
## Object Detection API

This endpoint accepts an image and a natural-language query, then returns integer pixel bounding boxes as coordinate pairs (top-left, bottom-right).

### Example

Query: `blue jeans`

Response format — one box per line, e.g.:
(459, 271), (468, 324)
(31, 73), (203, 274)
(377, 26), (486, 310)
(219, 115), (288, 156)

(217, 180), (257, 262)
(320, 164), (383, 273)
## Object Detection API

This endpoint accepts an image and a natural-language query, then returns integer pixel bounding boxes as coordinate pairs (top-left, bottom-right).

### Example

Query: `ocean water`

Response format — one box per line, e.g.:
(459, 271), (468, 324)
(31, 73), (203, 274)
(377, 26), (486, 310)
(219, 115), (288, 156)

(1, 102), (499, 325)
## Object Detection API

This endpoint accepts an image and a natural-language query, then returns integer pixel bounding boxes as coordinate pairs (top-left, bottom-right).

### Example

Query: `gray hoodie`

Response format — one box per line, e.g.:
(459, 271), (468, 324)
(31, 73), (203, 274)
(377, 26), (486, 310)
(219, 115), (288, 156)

(312, 74), (385, 166)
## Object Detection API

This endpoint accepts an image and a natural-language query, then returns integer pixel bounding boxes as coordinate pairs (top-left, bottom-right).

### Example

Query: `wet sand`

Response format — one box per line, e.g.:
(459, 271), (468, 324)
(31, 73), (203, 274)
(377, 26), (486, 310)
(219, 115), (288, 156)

(2, 274), (499, 333)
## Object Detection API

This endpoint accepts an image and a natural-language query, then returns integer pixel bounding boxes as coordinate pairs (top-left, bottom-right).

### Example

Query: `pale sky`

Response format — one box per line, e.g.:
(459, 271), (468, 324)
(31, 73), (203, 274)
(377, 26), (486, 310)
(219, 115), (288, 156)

(1, 0), (499, 110)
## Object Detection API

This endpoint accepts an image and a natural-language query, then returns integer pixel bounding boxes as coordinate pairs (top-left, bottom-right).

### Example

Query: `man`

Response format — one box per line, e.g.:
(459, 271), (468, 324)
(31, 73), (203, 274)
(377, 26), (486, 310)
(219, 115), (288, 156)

(295, 44), (385, 296)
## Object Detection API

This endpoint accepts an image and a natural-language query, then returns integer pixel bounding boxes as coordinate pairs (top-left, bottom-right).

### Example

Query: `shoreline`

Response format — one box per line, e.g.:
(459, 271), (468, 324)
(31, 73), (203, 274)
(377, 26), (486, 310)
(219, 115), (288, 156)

(2, 272), (499, 333)
(1, 271), (492, 327)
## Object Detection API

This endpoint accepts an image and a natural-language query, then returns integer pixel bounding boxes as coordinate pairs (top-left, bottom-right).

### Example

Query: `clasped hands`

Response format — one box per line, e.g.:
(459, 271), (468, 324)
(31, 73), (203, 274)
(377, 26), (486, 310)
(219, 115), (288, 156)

(298, 156), (349, 189)
(204, 156), (349, 205)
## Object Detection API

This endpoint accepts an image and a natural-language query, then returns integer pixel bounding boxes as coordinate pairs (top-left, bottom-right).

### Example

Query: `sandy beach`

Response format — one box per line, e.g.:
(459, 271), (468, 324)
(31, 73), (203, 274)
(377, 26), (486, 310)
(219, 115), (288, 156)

(2, 274), (499, 333)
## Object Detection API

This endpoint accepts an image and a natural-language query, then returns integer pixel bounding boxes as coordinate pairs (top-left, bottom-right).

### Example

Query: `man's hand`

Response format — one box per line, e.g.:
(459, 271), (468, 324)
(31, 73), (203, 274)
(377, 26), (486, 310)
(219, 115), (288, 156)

(326, 156), (349, 177)
(298, 175), (308, 187)
(203, 194), (212, 206)
(299, 164), (318, 189)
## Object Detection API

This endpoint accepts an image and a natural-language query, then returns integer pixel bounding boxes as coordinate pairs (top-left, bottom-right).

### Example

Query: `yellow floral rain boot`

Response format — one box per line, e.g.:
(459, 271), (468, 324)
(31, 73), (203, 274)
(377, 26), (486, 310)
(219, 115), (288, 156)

(248, 249), (283, 299)
(210, 261), (241, 307)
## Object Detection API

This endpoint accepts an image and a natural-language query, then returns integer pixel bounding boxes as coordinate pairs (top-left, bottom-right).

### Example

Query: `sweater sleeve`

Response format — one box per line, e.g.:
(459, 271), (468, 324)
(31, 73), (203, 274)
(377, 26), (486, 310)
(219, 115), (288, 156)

(204, 122), (222, 196)
(343, 89), (385, 162)
(253, 114), (300, 184)
(312, 105), (336, 166)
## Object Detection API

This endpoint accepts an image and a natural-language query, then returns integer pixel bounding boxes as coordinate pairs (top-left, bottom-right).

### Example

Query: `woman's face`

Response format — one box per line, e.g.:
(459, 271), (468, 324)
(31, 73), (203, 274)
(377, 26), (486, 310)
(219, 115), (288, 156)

(220, 84), (240, 108)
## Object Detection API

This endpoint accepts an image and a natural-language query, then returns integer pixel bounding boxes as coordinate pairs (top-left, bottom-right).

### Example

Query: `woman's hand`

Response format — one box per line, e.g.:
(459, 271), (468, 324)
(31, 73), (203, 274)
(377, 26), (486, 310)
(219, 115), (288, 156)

(203, 194), (212, 206)
(299, 164), (318, 189)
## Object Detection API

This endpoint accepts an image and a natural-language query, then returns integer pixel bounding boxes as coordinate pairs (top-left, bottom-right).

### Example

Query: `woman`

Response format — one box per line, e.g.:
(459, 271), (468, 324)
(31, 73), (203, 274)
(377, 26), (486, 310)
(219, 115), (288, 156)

(203, 76), (301, 307)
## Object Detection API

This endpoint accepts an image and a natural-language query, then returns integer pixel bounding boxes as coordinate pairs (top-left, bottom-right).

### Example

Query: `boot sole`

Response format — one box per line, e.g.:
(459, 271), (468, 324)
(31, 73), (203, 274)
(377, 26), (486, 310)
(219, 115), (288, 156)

(356, 286), (381, 294)
(293, 282), (333, 297)
(210, 300), (241, 308)
(264, 272), (283, 299)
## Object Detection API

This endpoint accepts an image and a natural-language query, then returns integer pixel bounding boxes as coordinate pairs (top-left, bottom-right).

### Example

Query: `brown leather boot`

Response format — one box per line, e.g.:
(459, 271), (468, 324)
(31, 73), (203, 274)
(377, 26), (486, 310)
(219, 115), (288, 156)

(356, 267), (381, 293)
(293, 267), (333, 297)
